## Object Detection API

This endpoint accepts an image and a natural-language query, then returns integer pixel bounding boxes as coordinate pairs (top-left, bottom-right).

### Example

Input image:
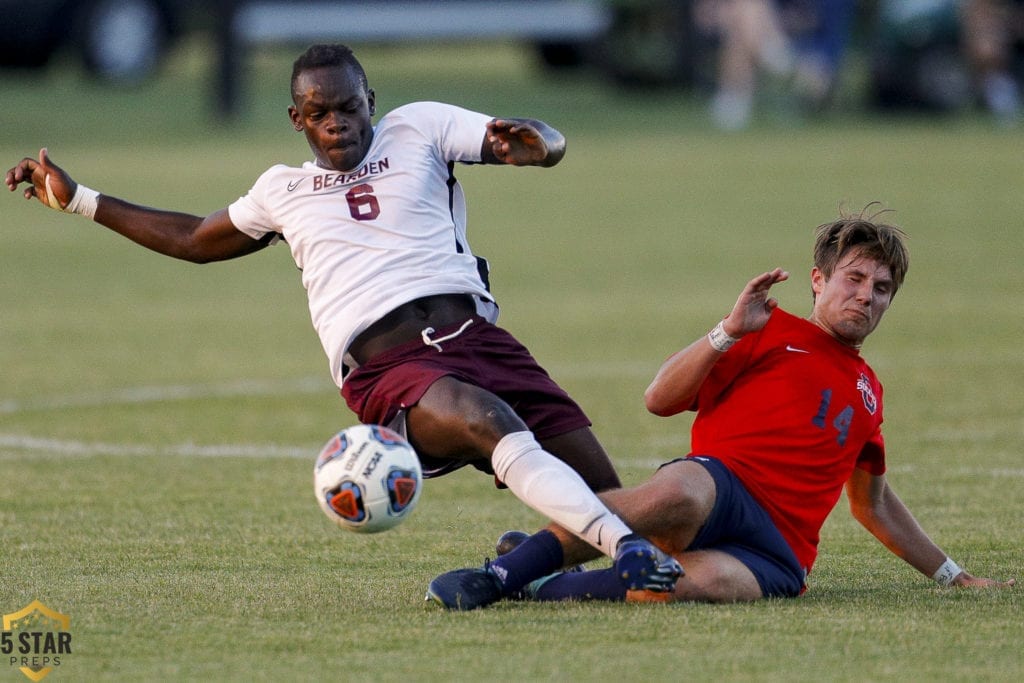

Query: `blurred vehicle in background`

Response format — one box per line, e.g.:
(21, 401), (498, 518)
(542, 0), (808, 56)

(5, 0), (1019, 122)
(0, 0), (697, 91)
(0, 0), (213, 83)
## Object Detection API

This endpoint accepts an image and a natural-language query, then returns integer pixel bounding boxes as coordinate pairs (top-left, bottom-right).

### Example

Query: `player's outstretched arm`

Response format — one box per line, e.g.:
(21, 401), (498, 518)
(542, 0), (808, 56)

(6, 149), (269, 263)
(481, 118), (566, 167)
(846, 469), (1016, 589)
(645, 268), (789, 416)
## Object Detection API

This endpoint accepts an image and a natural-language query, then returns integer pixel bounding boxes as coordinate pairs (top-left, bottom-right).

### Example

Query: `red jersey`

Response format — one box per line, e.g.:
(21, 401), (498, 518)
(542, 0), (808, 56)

(690, 309), (886, 574)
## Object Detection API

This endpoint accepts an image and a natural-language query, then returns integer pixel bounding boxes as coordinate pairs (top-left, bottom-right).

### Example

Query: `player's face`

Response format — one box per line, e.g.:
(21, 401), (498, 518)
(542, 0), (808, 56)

(809, 248), (894, 347)
(289, 65), (375, 171)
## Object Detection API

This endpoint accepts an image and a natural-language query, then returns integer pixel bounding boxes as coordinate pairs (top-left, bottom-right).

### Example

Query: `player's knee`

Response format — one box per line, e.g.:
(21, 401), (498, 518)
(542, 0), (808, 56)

(654, 461), (716, 517)
(422, 377), (526, 448)
(459, 392), (524, 444)
(617, 476), (714, 549)
(646, 479), (709, 523)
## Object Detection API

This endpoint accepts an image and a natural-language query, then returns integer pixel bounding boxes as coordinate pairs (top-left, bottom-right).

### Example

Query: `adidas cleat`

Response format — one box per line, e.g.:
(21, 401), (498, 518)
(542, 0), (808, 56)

(426, 563), (503, 611)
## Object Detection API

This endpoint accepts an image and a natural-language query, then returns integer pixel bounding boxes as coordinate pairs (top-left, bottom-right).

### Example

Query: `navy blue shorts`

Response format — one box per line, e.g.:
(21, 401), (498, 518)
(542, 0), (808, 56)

(674, 455), (805, 598)
(341, 317), (592, 478)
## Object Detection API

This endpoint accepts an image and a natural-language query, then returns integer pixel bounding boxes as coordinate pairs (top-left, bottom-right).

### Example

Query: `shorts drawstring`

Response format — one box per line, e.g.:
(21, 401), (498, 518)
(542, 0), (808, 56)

(421, 319), (474, 352)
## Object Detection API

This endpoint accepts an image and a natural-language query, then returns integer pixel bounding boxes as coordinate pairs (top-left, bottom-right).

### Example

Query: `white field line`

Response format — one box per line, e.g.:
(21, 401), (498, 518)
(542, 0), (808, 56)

(3, 372), (1021, 472)
(0, 377), (336, 459)
(6, 432), (1021, 478)
(0, 367), (647, 461)
(0, 361), (655, 417)
(0, 433), (310, 459)
(0, 376), (333, 415)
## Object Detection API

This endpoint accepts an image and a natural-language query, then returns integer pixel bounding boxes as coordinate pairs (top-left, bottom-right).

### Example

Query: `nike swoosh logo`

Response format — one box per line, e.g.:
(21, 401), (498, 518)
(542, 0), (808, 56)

(786, 345), (810, 354)
(596, 526), (603, 547)
(287, 179), (303, 192)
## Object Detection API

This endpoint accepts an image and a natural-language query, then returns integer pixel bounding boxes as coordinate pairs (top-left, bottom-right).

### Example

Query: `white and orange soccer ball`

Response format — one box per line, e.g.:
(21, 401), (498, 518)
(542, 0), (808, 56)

(313, 424), (422, 533)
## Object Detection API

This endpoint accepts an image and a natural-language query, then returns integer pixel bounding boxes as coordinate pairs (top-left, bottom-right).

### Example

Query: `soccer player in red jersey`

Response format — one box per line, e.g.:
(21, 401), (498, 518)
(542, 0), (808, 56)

(444, 208), (1015, 604)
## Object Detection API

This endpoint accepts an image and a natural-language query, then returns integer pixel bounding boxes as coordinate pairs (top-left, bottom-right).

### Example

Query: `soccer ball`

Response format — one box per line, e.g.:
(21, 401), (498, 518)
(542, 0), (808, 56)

(313, 424), (423, 533)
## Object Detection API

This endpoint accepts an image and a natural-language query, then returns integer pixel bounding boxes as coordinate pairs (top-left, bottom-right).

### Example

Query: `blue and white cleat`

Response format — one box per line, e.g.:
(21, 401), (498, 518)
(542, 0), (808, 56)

(614, 535), (684, 592)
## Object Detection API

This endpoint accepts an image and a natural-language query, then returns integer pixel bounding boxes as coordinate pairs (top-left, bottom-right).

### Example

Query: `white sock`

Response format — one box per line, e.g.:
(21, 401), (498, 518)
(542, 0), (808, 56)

(491, 431), (633, 557)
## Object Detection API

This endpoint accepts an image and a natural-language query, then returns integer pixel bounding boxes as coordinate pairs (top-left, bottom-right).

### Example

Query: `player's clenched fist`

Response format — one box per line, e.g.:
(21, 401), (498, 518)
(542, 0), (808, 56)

(5, 148), (77, 210)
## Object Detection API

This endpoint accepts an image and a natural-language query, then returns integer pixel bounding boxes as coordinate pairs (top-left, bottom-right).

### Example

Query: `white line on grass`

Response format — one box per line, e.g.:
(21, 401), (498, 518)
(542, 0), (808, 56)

(4, 433), (1022, 478)
(0, 432), (309, 459)
(0, 361), (654, 416)
(0, 377), (343, 459)
(0, 376), (334, 415)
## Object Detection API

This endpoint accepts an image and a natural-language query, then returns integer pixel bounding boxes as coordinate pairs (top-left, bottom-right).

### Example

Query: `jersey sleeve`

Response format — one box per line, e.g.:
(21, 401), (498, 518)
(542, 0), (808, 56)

(855, 428), (886, 475)
(227, 166), (285, 243)
(388, 102), (492, 163)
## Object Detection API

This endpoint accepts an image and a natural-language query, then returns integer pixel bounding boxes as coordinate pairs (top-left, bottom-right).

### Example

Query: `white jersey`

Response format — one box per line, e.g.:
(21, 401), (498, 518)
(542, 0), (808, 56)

(228, 101), (500, 387)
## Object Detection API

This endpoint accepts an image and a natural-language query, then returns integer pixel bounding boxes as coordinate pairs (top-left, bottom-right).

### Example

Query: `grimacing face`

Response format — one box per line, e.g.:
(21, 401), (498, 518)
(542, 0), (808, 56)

(288, 65), (375, 172)
(809, 248), (895, 347)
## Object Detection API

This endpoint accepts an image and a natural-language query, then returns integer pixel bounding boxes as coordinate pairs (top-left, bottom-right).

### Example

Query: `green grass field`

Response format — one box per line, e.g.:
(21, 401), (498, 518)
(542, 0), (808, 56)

(1, 41), (1021, 681)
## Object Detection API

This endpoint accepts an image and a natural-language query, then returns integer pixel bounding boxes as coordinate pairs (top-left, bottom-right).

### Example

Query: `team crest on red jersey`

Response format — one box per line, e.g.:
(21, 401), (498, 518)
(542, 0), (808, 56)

(856, 373), (877, 415)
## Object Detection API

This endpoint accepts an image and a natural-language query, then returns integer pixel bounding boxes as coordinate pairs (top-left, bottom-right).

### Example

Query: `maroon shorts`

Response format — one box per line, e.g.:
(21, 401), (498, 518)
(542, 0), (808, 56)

(341, 317), (592, 445)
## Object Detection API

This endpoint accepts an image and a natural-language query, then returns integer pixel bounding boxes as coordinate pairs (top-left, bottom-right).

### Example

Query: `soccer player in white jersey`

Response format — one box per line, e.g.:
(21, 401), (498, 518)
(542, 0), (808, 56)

(5, 43), (681, 610)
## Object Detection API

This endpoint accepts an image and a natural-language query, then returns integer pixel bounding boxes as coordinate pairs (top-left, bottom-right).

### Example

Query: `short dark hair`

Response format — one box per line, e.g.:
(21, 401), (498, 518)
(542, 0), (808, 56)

(813, 204), (910, 298)
(290, 44), (367, 103)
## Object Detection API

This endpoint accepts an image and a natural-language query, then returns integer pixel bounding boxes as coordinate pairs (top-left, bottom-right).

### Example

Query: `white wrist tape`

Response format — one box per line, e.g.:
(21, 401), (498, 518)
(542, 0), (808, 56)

(707, 320), (739, 353)
(44, 175), (99, 219)
(932, 557), (962, 587)
(65, 184), (100, 219)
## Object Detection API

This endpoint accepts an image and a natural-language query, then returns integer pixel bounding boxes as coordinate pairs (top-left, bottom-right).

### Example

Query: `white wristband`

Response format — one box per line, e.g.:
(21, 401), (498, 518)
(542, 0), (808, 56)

(707, 320), (739, 353)
(932, 557), (962, 587)
(65, 183), (100, 219)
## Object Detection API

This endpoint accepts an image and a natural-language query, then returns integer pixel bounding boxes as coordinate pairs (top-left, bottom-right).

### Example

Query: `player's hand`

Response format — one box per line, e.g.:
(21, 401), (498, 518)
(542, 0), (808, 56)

(4, 148), (77, 210)
(951, 571), (1016, 589)
(722, 268), (790, 337)
(485, 118), (564, 166)
(486, 119), (546, 164)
